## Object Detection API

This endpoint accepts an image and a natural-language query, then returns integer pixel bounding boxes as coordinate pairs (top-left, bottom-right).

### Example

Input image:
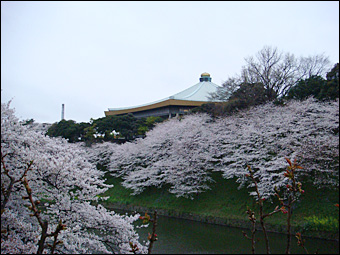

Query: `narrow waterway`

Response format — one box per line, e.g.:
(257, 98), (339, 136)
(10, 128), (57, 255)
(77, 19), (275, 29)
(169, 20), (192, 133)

(132, 213), (338, 254)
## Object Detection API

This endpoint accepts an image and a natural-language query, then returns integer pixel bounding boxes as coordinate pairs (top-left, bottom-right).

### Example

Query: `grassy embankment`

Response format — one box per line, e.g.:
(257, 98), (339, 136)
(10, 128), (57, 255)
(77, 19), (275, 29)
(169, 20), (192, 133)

(100, 171), (339, 240)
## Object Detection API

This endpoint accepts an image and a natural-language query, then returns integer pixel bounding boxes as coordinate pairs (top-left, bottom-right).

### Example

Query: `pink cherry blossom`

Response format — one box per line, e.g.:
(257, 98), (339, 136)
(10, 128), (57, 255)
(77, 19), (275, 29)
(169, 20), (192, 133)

(1, 100), (147, 254)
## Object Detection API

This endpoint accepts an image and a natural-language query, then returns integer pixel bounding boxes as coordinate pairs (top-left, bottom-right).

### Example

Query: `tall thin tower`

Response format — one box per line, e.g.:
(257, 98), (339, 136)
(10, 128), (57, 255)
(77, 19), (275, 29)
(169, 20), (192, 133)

(61, 104), (65, 120)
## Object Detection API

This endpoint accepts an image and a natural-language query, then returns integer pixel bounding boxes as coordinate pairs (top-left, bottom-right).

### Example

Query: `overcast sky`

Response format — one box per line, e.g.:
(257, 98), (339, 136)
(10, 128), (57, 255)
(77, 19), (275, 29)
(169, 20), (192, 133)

(1, 1), (339, 124)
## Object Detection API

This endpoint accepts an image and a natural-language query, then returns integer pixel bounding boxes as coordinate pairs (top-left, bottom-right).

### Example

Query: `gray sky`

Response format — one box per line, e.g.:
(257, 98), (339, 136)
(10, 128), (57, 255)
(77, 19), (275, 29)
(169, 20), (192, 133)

(1, 1), (339, 124)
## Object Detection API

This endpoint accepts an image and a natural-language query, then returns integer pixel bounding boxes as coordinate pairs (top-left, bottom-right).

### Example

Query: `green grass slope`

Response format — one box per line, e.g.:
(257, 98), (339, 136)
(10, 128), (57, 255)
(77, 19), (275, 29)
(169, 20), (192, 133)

(100, 171), (339, 240)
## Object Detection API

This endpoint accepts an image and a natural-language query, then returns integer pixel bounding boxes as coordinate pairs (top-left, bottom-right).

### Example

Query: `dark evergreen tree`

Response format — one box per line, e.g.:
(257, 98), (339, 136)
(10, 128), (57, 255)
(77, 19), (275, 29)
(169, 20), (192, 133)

(320, 63), (339, 100)
(46, 120), (90, 142)
(286, 63), (339, 101)
(286, 75), (326, 100)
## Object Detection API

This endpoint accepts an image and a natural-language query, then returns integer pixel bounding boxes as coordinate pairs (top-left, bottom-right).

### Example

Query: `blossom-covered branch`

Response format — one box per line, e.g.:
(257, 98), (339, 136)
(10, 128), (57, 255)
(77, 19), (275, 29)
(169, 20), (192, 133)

(1, 100), (147, 254)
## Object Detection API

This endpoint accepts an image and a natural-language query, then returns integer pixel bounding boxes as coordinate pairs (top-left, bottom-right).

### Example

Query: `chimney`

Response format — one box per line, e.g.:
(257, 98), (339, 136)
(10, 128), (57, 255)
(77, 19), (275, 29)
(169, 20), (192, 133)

(61, 104), (65, 120)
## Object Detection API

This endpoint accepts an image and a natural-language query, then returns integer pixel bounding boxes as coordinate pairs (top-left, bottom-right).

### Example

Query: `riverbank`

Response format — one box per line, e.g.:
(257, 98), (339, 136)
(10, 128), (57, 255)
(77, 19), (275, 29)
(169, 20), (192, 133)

(100, 172), (339, 241)
(102, 201), (338, 242)
(126, 207), (339, 254)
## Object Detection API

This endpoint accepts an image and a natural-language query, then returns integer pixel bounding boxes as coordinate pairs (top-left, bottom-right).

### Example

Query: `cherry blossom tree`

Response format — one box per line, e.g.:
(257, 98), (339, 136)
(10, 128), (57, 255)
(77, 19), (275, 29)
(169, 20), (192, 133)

(97, 98), (338, 199)
(211, 97), (339, 198)
(115, 115), (216, 198)
(102, 114), (218, 198)
(1, 100), (147, 254)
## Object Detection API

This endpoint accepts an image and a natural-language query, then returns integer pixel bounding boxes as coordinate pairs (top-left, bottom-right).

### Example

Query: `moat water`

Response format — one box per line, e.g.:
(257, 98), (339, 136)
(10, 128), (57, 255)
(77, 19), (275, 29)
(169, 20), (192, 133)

(132, 212), (338, 254)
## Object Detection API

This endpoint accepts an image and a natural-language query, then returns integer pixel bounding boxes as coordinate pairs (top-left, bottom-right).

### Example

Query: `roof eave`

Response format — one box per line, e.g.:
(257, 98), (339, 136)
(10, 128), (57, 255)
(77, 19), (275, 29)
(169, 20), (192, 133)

(104, 99), (209, 116)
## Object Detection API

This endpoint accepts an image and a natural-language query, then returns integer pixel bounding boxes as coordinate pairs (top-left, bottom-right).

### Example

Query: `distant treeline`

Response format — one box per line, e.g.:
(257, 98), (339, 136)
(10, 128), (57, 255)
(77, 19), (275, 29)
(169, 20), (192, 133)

(46, 114), (165, 145)
(46, 46), (339, 145)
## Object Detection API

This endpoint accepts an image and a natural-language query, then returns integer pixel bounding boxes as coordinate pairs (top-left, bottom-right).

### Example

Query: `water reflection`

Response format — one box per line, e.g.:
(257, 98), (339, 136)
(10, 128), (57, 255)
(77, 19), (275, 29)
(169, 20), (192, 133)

(133, 213), (338, 254)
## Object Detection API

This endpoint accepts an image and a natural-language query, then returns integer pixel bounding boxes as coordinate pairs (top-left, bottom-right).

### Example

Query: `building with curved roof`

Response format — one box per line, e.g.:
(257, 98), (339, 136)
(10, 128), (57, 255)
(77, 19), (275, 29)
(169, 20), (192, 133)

(104, 73), (220, 118)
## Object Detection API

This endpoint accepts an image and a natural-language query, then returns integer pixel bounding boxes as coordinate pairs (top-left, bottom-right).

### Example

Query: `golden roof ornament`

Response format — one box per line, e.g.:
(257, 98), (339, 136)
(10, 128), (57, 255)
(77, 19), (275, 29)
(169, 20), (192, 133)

(201, 72), (210, 77)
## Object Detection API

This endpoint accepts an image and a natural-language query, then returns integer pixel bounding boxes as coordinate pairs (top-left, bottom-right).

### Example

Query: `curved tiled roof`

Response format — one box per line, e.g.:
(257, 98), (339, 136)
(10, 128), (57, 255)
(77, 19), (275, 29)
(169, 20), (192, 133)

(170, 81), (219, 101)
(108, 80), (220, 112)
